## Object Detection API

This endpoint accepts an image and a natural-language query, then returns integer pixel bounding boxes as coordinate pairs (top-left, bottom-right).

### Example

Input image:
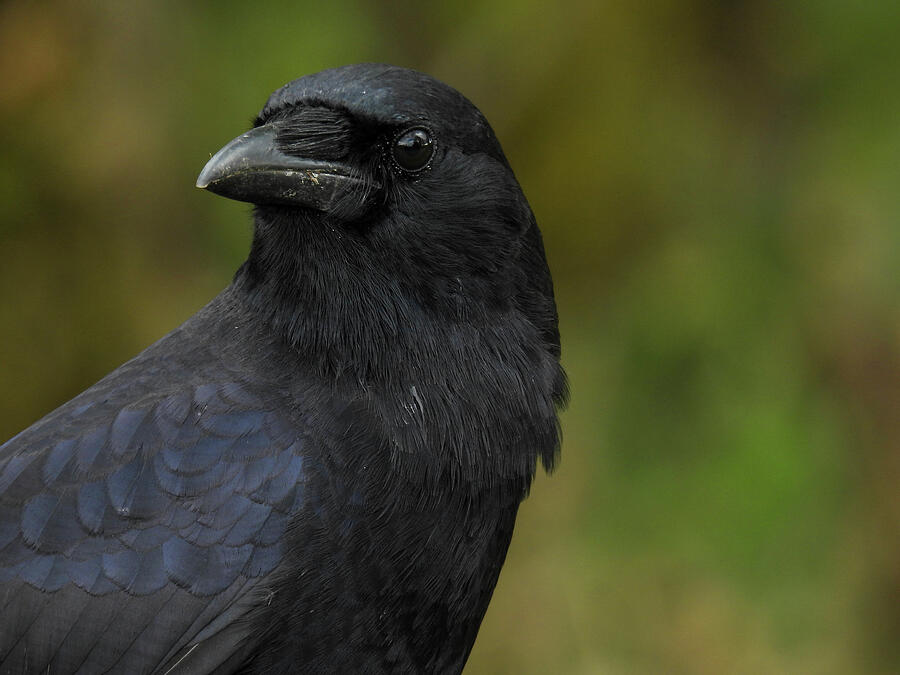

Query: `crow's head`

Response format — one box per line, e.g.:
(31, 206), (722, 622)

(198, 64), (515, 222)
(199, 65), (563, 397)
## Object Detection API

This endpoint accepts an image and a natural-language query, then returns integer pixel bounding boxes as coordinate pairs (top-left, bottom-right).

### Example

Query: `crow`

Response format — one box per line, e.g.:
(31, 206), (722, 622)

(0, 64), (567, 674)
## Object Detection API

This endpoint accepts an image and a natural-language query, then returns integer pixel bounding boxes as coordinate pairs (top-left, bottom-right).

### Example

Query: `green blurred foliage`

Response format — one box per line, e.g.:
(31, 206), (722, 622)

(1, 1), (899, 672)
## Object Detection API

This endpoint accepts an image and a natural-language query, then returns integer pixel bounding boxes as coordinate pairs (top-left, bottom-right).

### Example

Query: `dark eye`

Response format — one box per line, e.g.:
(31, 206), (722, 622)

(392, 127), (435, 172)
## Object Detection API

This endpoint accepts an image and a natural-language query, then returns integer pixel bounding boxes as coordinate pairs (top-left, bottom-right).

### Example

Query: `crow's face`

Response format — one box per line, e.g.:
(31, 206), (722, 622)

(198, 64), (560, 367)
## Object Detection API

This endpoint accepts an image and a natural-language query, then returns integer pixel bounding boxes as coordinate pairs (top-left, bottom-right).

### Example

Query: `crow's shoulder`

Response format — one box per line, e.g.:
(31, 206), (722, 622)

(0, 302), (320, 673)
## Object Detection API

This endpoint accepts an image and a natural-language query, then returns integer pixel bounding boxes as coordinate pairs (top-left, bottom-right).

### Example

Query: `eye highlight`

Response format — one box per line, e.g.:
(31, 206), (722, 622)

(392, 127), (435, 172)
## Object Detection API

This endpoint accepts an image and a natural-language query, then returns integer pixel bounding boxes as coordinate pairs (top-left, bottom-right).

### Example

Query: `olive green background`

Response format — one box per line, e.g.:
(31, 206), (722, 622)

(1, 2), (898, 673)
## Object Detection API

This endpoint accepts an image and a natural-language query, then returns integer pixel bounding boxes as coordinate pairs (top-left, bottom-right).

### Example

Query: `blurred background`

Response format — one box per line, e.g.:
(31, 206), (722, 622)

(1, 1), (898, 672)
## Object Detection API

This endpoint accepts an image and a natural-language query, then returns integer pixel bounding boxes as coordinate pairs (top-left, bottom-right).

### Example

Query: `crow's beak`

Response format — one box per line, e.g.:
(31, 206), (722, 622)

(196, 124), (371, 211)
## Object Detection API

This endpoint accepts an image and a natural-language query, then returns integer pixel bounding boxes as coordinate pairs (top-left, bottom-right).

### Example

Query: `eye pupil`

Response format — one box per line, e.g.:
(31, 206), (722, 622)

(393, 128), (434, 171)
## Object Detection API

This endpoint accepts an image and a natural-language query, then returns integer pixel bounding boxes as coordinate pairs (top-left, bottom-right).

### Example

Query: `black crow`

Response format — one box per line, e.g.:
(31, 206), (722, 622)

(0, 64), (567, 674)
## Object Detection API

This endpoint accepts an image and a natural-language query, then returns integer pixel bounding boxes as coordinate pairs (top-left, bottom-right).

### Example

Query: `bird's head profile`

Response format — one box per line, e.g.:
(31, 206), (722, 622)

(198, 64), (566, 475)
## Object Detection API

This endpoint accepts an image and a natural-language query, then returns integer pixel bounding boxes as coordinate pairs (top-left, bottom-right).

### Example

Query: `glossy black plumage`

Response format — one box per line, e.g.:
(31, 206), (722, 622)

(0, 64), (566, 673)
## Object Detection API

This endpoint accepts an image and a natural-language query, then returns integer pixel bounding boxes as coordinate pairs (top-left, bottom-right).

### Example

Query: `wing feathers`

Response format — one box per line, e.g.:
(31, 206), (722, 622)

(0, 373), (310, 673)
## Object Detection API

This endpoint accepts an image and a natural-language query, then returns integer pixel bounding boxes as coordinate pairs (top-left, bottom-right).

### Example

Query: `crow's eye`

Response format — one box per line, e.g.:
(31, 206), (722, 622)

(392, 127), (434, 172)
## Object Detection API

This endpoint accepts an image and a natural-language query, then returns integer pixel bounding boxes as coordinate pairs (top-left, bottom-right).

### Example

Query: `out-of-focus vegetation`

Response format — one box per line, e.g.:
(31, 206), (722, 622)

(1, 1), (898, 672)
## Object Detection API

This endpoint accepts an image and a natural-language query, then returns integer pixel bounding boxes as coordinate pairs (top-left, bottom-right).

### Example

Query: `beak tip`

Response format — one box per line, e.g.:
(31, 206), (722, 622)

(196, 161), (217, 190)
